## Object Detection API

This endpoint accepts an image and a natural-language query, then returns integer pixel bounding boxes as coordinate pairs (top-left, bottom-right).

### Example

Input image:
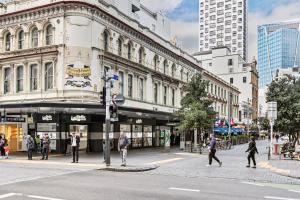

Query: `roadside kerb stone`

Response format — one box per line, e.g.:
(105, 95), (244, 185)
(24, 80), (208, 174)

(100, 165), (159, 172)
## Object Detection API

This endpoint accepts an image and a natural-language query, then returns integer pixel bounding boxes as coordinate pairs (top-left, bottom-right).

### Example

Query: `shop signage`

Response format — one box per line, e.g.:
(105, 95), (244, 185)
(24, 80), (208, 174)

(71, 115), (87, 122)
(65, 62), (92, 88)
(136, 119), (142, 124)
(42, 115), (53, 121)
(1, 117), (26, 123)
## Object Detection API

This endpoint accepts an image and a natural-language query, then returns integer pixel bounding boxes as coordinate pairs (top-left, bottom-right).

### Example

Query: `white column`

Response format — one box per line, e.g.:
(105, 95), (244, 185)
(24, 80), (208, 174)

(146, 73), (153, 103)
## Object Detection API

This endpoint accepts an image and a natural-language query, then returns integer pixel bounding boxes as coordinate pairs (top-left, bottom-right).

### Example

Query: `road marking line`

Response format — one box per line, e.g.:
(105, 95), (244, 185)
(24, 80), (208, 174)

(264, 196), (300, 200)
(241, 181), (265, 187)
(289, 190), (300, 193)
(0, 193), (22, 199)
(146, 158), (184, 165)
(27, 195), (66, 200)
(169, 187), (200, 193)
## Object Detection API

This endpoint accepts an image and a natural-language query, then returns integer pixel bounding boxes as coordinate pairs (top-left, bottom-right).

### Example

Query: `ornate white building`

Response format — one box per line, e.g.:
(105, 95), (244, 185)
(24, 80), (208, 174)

(0, 0), (239, 152)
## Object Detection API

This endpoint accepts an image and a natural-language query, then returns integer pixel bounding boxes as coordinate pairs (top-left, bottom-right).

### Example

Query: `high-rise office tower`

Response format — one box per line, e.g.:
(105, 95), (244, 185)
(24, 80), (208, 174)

(199, 0), (247, 60)
(257, 22), (300, 88)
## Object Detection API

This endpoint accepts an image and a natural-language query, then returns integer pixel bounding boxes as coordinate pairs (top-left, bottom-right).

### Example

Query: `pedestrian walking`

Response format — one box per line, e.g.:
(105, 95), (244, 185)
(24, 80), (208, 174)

(26, 135), (35, 160)
(207, 134), (222, 167)
(0, 135), (5, 159)
(118, 132), (130, 167)
(245, 136), (259, 168)
(4, 145), (9, 159)
(275, 134), (279, 143)
(41, 134), (50, 160)
(71, 133), (80, 163)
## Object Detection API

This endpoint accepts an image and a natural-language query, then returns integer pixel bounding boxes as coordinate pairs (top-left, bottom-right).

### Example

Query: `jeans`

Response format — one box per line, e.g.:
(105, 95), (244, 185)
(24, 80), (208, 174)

(28, 149), (33, 160)
(247, 153), (256, 166)
(72, 146), (79, 162)
(209, 149), (220, 165)
(120, 148), (127, 165)
(42, 148), (48, 159)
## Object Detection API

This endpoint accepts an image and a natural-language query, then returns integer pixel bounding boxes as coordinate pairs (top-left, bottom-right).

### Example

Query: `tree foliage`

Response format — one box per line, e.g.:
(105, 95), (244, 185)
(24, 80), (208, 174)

(266, 75), (300, 144)
(177, 73), (216, 133)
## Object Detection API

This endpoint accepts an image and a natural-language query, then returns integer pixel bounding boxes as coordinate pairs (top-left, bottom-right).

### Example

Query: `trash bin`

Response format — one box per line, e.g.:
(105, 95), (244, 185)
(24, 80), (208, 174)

(273, 144), (279, 154)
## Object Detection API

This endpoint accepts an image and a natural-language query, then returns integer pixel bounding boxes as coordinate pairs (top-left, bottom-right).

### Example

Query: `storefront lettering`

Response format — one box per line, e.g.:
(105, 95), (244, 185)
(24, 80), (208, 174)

(71, 115), (86, 122)
(136, 119), (142, 124)
(1, 117), (26, 122)
(42, 115), (53, 121)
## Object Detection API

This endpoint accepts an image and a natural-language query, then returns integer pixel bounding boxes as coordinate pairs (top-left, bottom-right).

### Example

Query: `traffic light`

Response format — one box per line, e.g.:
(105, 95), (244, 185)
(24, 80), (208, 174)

(109, 103), (118, 121)
(100, 87), (106, 106)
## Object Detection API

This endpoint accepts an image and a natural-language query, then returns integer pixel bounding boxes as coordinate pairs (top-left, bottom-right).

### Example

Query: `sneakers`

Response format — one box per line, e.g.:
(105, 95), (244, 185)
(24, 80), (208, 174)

(206, 164), (211, 167)
(252, 166), (256, 169)
(246, 165), (250, 168)
(219, 161), (222, 167)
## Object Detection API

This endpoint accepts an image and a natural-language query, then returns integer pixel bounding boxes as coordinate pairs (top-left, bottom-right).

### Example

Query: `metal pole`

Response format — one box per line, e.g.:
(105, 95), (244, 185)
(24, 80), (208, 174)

(105, 79), (111, 166)
(247, 99), (250, 136)
(270, 119), (273, 159)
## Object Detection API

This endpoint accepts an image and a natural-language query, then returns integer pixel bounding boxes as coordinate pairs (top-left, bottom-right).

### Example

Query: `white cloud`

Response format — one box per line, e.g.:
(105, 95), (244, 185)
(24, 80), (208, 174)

(140, 0), (183, 13)
(170, 20), (198, 54)
(248, 1), (300, 60)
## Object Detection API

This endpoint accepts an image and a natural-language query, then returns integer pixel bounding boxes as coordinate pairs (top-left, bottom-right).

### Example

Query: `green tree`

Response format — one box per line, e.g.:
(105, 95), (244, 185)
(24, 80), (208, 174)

(177, 73), (216, 136)
(266, 76), (300, 145)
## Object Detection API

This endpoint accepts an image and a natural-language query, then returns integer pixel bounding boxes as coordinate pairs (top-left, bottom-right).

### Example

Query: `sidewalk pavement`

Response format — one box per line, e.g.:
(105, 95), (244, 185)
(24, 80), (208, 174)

(0, 147), (183, 172)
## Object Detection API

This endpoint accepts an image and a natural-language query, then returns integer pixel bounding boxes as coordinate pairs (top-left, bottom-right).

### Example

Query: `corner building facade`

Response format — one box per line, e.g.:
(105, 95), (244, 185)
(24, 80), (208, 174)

(0, 0), (239, 153)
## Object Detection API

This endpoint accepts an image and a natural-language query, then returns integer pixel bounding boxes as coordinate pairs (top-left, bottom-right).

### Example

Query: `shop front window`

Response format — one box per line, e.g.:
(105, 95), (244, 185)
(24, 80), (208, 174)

(132, 125), (142, 148)
(143, 126), (153, 147)
(0, 124), (23, 152)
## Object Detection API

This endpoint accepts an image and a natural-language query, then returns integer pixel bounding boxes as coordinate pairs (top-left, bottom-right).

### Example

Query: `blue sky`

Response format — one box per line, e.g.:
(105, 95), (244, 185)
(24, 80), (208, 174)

(166, 0), (299, 22)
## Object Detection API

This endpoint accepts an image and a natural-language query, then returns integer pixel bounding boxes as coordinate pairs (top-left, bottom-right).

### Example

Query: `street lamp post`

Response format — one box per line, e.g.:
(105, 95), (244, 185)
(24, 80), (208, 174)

(267, 102), (277, 160)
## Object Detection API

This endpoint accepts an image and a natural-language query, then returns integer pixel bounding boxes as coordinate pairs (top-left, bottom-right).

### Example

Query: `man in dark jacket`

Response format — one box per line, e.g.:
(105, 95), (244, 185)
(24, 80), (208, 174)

(26, 135), (35, 160)
(71, 133), (80, 163)
(41, 134), (50, 160)
(207, 134), (222, 167)
(246, 136), (259, 168)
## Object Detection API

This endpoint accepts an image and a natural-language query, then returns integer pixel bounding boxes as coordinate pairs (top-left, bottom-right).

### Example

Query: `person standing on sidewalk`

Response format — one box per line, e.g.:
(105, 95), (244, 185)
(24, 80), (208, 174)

(26, 135), (35, 160)
(71, 133), (80, 163)
(118, 132), (130, 167)
(207, 134), (222, 167)
(245, 136), (259, 168)
(41, 134), (50, 160)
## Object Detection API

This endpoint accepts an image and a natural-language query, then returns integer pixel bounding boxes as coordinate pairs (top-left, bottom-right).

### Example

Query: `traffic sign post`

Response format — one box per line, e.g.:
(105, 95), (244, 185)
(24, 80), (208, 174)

(267, 102), (277, 159)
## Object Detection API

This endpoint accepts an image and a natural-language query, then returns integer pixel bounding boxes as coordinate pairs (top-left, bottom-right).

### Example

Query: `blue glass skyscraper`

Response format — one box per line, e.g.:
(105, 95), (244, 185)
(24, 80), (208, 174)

(257, 22), (300, 88)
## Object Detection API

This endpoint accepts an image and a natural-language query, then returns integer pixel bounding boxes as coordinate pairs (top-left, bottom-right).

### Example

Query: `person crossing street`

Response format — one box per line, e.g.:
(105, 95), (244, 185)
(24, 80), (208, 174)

(207, 134), (222, 167)
(245, 136), (259, 168)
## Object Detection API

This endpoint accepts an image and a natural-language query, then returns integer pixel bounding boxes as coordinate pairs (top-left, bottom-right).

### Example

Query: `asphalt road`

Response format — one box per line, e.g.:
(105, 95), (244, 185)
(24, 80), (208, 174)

(0, 140), (299, 200)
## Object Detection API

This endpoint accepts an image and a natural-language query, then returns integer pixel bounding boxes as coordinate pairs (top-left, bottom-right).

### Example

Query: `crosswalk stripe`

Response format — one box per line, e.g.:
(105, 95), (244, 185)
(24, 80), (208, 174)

(0, 193), (22, 199)
(27, 195), (66, 200)
(264, 196), (300, 200)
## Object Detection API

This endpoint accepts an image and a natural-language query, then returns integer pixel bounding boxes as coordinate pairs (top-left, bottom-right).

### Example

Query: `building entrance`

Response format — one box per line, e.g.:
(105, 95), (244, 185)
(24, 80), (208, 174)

(69, 125), (88, 150)
(0, 124), (23, 152)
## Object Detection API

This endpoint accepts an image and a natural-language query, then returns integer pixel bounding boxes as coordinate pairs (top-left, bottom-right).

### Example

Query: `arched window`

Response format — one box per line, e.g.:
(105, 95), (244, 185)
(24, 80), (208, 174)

(45, 25), (53, 45)
(117, 38), (122, 56)
(103, 31), (109, 51)
(5, 32), (11, 51)
(138, 47), (144, 64)
(127, 42), (132, 60)
(163, 60), (168, 74)
(31, 27), (39, 47)
(153, 55), (159, 70)
(18, 30), (24, 49)
(171, 64), (176, 77)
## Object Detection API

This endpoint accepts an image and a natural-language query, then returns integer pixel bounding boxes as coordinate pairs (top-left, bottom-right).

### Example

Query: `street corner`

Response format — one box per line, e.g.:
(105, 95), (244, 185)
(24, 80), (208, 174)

(99, 164), (159, 172)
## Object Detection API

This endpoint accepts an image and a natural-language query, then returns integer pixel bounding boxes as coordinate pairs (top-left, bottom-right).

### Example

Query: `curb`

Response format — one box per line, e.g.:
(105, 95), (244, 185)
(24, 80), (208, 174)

(274, 171), (300, 180)
(99, 165), (159, 172)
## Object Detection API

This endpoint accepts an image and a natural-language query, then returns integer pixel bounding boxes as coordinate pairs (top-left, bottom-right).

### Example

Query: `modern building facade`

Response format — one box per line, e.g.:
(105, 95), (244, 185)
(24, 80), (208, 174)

(199, 0), (247, 60)
(194, 46), (258, 126)
(257, 22), (300, 88)
(0, 0), (239, 152)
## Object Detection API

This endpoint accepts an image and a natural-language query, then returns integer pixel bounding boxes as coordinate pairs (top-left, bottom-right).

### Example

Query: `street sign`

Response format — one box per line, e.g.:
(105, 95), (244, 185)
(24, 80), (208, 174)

(267, 102), (277, 120)
(112, 74), (118, 81)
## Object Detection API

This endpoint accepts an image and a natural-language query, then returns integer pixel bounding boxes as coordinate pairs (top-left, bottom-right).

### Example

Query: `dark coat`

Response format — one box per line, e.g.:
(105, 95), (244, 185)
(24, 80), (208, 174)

(246, 140), (258, 154)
